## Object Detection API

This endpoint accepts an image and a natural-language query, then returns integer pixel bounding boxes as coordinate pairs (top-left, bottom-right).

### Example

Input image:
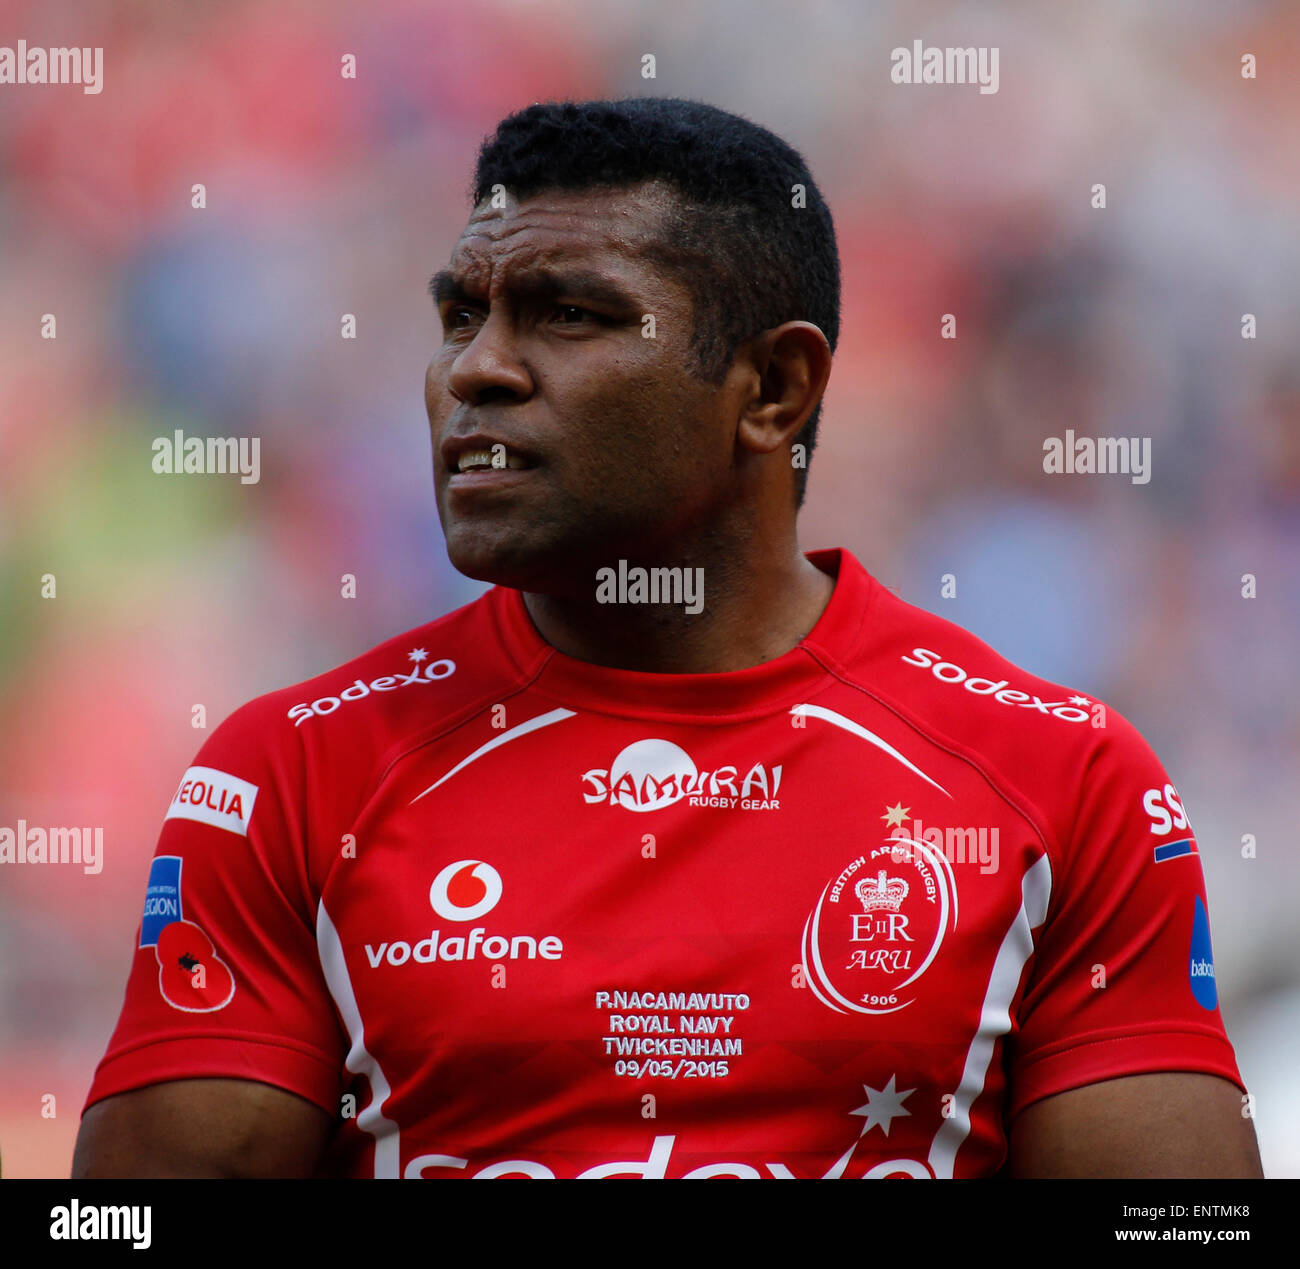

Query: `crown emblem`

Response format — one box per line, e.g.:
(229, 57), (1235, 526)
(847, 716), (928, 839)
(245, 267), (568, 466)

(855, 870), (908, 913)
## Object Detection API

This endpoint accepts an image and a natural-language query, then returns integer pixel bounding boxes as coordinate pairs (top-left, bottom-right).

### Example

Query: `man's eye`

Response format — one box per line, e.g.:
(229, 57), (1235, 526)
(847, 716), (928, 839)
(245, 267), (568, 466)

(552, 305), (591, 324)
(446, 307), (479, 329)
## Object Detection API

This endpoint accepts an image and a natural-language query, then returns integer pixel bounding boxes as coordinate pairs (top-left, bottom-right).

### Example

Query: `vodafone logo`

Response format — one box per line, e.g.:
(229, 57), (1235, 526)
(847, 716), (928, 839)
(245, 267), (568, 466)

(364, 859), (563, 968)
(430, 859), (503, 922)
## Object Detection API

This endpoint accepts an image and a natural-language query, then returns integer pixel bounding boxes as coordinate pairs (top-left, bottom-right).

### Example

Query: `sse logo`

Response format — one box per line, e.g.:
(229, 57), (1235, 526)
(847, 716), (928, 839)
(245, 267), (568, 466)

(1144, 785), (1200, 864)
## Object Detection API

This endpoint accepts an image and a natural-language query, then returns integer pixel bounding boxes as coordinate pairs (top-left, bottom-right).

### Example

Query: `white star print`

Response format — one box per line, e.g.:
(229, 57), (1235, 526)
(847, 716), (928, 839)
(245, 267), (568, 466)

(1069, 695), (1091, 706)
(850, 1074), (914, 1137)
(408, 648), (429, 663)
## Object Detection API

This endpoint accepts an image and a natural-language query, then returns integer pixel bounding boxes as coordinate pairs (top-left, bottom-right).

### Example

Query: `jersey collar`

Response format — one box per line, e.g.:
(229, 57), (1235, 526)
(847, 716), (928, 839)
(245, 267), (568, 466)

(487, 547), (877, 721)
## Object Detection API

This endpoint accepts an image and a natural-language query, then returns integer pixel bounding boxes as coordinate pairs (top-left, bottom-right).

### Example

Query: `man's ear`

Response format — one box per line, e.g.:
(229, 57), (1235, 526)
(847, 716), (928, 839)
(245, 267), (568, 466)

(735, 321), (832, 455)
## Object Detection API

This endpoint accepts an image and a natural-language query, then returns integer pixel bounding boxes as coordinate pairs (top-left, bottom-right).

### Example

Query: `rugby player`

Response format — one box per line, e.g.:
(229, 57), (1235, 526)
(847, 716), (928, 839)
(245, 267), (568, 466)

(74, 98), (1262, 1179)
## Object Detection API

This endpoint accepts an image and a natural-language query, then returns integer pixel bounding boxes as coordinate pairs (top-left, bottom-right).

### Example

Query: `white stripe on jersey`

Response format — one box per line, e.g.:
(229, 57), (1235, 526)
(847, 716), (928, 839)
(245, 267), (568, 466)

(790, 703), (952, 796)
(927, 851), (1052, 1178)
(410, 707), (577, 804)
(318, 900), (401, 1178)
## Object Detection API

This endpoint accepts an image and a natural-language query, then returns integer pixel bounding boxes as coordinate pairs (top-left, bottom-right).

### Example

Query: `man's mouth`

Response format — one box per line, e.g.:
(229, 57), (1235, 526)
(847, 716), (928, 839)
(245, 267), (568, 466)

(454, 447), (530, 473)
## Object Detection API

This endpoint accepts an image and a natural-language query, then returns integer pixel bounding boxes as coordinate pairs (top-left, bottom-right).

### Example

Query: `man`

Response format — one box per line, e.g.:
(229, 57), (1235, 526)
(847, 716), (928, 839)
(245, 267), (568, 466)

(74, 98), (1261, 1179)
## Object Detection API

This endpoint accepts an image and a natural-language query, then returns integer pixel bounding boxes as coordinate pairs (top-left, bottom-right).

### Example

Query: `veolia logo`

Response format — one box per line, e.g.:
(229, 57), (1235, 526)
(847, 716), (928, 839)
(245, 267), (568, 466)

(430, 859), (503, 922)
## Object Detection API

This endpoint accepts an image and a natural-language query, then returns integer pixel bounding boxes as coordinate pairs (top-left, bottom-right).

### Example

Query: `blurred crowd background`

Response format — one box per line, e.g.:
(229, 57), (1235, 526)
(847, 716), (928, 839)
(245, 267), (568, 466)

(1, 0), (1296, 1176)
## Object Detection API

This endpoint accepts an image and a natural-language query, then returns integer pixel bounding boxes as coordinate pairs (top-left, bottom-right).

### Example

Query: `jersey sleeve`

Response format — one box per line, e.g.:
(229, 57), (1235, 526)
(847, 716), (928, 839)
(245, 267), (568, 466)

(1006, 710), (1248, 1119)
(82, 695), (345, 1119)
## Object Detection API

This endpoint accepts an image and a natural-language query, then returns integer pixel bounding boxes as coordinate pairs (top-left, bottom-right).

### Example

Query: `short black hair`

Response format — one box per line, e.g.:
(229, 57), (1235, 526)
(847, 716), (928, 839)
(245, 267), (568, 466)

(472, 97), (840, 506)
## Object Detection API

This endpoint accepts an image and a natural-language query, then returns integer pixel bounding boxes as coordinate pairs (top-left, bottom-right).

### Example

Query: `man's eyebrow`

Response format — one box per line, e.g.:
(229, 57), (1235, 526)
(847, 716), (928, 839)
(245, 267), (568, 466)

(429, 270), (464, 306)
(518, 269), (639, 308)
(428, 267), (638, 309)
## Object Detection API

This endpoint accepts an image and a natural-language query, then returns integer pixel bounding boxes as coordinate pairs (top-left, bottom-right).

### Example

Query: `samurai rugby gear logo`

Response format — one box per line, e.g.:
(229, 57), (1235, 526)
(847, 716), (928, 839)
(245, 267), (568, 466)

(582, 738), (782, 812)
(802, 838), (958, 1015)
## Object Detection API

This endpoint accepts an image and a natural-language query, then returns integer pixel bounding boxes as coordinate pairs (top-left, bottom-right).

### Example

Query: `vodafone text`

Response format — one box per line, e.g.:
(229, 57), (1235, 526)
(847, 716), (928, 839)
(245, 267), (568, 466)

(364, 927), (562, 967)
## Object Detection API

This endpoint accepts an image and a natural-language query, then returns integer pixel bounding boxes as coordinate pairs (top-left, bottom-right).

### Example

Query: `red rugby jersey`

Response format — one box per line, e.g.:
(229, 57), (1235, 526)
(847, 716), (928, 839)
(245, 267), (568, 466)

(83, 548), (1245, 1178)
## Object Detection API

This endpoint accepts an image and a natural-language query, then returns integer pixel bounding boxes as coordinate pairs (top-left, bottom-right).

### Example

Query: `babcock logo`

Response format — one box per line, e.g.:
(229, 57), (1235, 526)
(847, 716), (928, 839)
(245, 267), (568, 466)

(430, 859), (503, 922)
(1188, 895), (1218, 1010)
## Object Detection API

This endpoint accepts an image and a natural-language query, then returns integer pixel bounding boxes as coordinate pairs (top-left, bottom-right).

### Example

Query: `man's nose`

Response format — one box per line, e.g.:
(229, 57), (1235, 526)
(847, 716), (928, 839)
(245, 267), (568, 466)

(446, 312), (533, 406)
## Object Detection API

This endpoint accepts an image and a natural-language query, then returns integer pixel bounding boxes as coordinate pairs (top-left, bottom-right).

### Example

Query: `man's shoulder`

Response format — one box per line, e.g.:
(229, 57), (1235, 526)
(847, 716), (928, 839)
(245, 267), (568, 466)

(206, 586), (524, 773)
(863, 587), (1105, 733)
(850, 582), (1163, 827)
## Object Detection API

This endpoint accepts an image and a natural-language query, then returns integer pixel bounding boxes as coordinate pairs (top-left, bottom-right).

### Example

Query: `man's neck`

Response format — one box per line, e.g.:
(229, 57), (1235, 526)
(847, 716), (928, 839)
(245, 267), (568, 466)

(520, 544), (835, 674)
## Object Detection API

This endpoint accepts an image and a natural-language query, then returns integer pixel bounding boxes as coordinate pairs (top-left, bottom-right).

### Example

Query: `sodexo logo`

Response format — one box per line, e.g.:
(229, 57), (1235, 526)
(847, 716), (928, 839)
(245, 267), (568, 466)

(899, 649), (1094, 723)
(286, 648), (456, 726)
(429, 859), (503, 922)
